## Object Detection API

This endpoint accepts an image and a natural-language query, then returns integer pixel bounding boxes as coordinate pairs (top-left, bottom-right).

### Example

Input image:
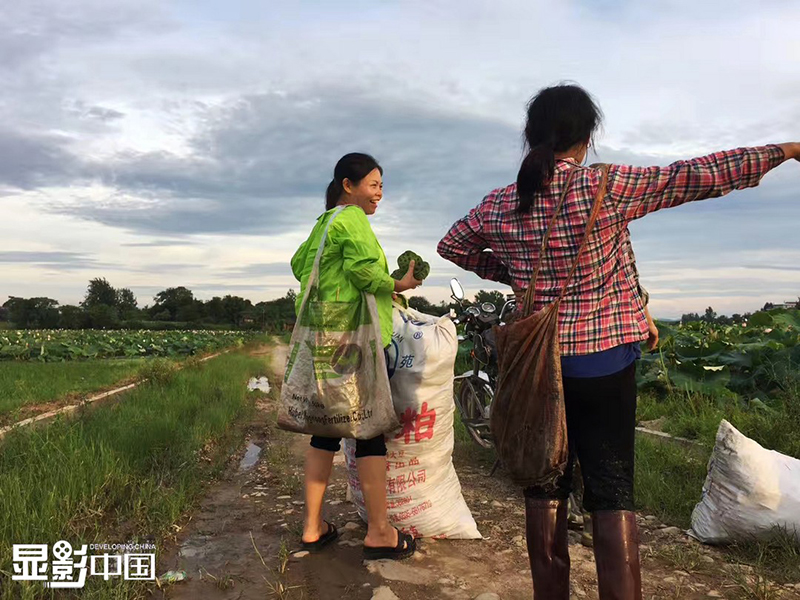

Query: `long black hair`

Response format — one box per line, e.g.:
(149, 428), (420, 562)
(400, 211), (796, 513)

(516, 84), (603, 212)
(325, 153), (383, 210)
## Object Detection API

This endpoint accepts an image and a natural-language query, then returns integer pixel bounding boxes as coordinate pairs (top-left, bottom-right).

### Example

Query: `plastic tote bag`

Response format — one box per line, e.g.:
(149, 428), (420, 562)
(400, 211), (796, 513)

(278, 206), (399, 439)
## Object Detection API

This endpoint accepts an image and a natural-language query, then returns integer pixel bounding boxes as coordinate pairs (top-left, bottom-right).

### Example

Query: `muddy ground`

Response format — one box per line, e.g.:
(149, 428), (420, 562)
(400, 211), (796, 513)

(153, 343), (800, 600)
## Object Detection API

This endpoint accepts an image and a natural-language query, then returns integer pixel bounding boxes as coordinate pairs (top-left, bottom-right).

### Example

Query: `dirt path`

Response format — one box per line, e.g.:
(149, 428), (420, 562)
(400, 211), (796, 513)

(154, 342), (800, 600)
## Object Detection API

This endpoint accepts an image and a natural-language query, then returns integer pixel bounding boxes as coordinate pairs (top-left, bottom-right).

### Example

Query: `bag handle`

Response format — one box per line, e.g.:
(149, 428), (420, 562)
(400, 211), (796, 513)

(522, 164), (610, 315)
(297, 206), (347, 310)
(557, 164), (609, 302)
(522, 168), (578, 314)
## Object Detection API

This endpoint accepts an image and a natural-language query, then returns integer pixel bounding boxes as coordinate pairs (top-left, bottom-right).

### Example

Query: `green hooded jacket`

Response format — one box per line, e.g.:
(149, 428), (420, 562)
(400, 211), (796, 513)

(291, 206), (395, 347)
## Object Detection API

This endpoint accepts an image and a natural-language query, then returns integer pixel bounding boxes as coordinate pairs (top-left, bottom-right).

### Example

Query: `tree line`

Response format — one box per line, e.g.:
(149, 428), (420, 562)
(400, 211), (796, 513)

(0, 280), (509, 331)
(1, 280), (793, 331)
(680, 301), (800, 326)
(1, 278), (297, 331)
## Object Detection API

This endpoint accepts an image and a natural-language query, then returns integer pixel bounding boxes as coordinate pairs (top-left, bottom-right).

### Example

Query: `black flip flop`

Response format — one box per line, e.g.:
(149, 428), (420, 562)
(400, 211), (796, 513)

(301, 521), (339, 551)
(363, 528), (416, 561)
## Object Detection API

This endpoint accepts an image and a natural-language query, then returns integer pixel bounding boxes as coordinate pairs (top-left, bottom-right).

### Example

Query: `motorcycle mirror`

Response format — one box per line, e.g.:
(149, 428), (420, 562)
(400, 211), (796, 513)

(450, 278), (465, 301)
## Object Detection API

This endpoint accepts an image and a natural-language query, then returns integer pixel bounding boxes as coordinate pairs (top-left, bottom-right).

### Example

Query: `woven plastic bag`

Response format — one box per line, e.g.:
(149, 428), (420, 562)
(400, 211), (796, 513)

(345, 304), (481, 538)
(689, 420), (800, 544)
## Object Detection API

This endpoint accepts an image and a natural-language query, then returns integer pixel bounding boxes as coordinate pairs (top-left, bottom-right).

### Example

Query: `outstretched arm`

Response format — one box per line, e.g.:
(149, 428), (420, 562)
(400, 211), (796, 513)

(608, 144), (794, 222)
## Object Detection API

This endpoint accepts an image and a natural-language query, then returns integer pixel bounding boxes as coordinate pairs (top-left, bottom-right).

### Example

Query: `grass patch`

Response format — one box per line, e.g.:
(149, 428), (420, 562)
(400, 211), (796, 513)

(644, 541), (709, 573)
(259, 373), (303, 497)
(0, 350), (266, 599)
(725, 528), (800, 587)
(263, 439), (302, 496)
(0, 359), (148, 422)
(637, 386), (800, 460)
(634, 436), (708, 529)
(136, 357), (180, 386)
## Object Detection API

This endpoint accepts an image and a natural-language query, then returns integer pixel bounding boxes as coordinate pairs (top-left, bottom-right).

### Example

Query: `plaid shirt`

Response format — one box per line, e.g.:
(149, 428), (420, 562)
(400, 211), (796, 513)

(438, 145), (785, 355)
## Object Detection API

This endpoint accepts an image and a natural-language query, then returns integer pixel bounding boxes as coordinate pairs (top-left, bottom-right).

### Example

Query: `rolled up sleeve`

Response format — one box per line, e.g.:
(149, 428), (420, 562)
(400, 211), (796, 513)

(608, 145), (786, 221)
(438, 201), (511, 285)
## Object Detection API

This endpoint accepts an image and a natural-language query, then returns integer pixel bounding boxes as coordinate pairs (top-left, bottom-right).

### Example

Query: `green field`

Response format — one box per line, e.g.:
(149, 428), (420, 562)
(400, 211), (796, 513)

(0, 359), (149, 423)
(0, 348), (269, 600)
(638, 309), (800, 412)
(0, 329), (251, 362)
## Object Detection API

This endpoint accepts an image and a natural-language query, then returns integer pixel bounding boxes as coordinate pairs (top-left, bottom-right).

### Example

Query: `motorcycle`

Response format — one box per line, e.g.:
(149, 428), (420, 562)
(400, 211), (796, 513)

(448, 278), (516, 449)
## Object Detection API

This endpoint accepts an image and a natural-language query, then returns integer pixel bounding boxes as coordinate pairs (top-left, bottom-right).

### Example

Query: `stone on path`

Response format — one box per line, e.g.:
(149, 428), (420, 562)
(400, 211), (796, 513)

(371, 586), (400, 600)
(474, 594), (501, 600)
(365, 560), (437, 585)
(292, 551), (309, 558)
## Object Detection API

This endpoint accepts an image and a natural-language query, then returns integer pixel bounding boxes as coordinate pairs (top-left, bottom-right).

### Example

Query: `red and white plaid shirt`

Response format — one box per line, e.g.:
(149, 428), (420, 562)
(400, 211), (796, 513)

(438, 145), (786, 355)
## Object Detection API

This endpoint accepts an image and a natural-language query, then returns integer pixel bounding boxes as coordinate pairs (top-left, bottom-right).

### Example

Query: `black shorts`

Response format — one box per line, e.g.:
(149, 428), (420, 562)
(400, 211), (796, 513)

(310, 434), (387, 458)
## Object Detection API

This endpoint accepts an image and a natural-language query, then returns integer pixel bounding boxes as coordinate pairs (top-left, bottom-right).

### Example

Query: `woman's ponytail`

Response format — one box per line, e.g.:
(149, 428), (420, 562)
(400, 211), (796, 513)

(325, 179), (343, 210)
(515, 84), (603, 213)
(517, 143), (556, 213)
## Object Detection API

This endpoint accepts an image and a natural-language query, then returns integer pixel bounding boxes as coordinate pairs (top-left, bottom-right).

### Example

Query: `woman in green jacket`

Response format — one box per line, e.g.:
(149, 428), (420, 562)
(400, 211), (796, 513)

(291, 153), (421, 560)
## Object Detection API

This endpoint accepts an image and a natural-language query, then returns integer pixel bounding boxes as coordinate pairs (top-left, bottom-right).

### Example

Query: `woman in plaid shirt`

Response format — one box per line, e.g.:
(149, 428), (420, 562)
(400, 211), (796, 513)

(438, 84), (798, 600)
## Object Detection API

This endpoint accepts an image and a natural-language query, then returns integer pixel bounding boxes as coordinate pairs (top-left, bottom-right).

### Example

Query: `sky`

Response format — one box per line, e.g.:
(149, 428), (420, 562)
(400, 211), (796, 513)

(1, 0), (799, 319)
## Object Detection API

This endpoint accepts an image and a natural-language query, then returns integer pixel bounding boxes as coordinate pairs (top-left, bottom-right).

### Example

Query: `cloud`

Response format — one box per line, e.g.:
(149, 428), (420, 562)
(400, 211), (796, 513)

(44, 88), (519, 236)
(742, 265), (800, 273)
(121, 240), (196, 247)
(0, 129), (83, 189)
(0, 250), (103, 271)
(0, 0), (169, 69)
(218, 262), (295, 279)
(0, 251), (86, 263)
(71, 104), (126, 123)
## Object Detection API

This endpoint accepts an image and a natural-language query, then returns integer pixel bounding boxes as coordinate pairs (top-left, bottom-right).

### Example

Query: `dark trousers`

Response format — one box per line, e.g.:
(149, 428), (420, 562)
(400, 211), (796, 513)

(310, 434), (387, 458)
(524, 362), (637, 512)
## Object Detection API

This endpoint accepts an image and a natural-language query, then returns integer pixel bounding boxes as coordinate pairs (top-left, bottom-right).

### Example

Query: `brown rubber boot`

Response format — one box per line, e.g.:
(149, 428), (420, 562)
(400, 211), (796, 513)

(592, 511), (642, 600)
(524, 498), (570, 599)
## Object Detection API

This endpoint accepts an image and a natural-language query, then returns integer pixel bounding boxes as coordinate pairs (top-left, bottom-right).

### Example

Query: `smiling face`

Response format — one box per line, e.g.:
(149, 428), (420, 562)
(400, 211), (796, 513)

(341, 168), (383, 215)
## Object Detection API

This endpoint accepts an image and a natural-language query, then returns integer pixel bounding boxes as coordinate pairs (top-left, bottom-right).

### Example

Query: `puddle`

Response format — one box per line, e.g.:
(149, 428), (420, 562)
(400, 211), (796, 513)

(238, 442), (262, 472)
(178, 534), (213, 559)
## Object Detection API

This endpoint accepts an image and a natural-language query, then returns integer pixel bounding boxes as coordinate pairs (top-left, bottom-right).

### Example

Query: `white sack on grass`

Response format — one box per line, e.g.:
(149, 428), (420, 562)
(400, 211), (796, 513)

(345, 305), (481, 539)
(689, 419), (800, 544)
